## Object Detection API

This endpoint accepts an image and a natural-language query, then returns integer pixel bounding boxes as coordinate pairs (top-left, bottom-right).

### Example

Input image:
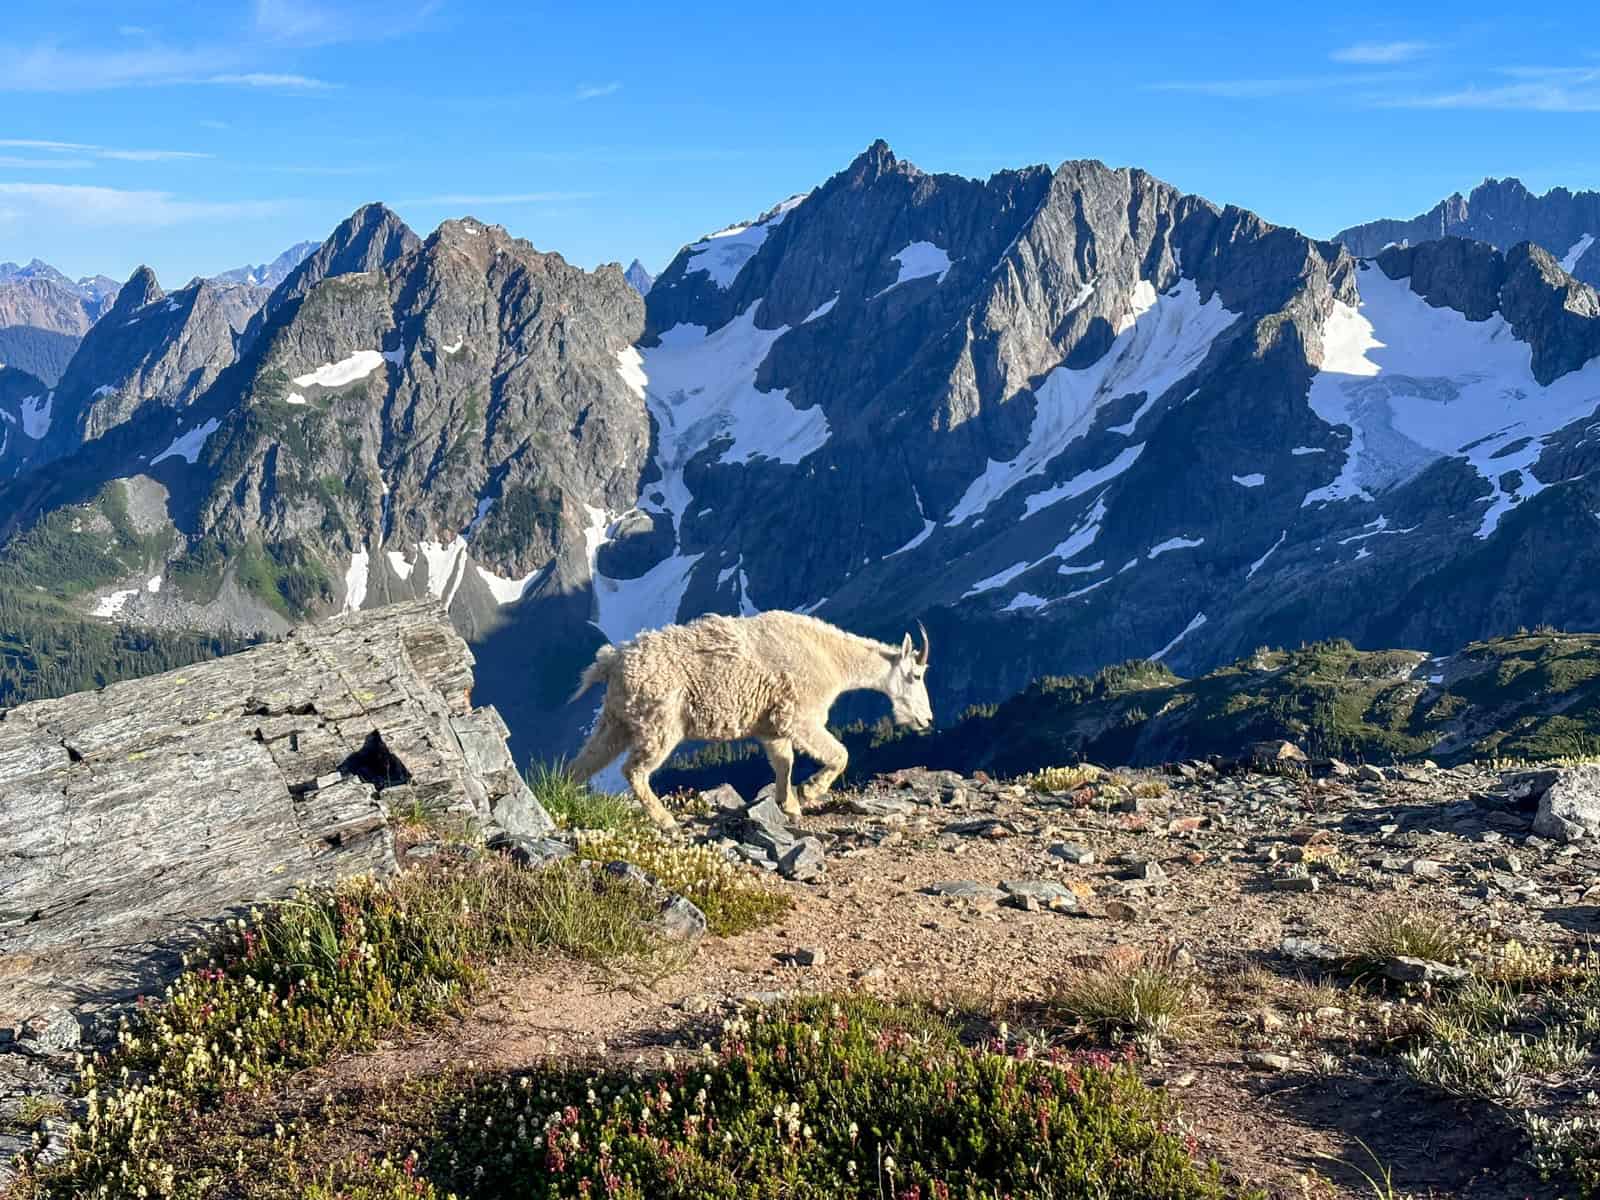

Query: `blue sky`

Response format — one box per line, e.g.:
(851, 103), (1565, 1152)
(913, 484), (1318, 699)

(2, 0), (1598, 287)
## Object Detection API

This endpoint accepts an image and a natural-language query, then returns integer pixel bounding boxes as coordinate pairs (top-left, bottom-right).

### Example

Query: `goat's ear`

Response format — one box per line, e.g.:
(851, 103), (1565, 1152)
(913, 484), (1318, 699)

(900, 633), (915, 659)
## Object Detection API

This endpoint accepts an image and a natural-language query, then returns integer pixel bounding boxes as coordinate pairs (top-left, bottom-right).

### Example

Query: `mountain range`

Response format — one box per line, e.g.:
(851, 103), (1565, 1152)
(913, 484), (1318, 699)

(0, 243), (319, 390)
(3, 149), (1600, 771)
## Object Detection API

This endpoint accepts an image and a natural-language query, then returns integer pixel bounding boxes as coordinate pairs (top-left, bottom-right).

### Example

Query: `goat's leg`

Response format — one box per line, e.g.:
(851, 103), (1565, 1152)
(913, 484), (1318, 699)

(622, 744), (677, 830)
(791, 723), (849, 810)
(761, 737), (799, 818)
(568, 712), (629, 783)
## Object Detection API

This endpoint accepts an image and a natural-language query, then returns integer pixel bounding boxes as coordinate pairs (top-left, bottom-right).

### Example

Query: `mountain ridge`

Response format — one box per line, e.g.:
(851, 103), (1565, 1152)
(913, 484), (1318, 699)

(3, 143), (1600, 772)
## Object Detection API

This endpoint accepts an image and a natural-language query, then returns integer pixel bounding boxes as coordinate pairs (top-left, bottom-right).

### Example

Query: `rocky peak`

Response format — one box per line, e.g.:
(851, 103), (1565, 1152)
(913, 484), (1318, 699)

(260, 204), (420, 327)
(1338, 177), (1600, 288)
(105, 266), (164, 318)
(624, 259), (654, 295)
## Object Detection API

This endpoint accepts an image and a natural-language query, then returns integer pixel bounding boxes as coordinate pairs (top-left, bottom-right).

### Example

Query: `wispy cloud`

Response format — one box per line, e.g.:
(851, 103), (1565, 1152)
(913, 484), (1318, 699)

(252, 0), (441, 46)
(200, 72), (334, 90)
(0, 183), (285, 228)
(418, 191), (597, 205)
(1330, 40), (1435, 64)
(0, 40), (333, 92)
(0, 138), (211, 162)
(1149, 74), (1396, 98)
(0, 155), (96, 170)
(1380, 65), (1600, 111)
(575, 81), (622, 101)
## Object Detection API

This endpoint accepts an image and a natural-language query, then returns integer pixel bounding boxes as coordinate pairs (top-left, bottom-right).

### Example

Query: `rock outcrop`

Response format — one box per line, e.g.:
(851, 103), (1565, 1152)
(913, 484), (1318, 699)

(0, 600), (549, 1025)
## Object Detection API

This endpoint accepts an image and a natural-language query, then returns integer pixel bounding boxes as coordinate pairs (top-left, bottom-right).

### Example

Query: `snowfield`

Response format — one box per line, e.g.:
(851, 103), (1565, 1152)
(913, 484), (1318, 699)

(873, 241), (953, 297)
(1304, 262), (1600, 536)
(292, 350), (389, 390)
(947, 276), (1238, 524)
(150, 418), (220, 466)
(684, 194), (807, 289)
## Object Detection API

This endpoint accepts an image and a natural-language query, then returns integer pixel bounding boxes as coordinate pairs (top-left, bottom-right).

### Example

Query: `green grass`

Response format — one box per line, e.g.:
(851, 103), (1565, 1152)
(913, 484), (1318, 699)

(1051, 948), (1208, 1043)
(527, 761), (650, 834)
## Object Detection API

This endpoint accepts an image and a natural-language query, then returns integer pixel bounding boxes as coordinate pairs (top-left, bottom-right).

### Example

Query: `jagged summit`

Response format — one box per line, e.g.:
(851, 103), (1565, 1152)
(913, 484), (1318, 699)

(1337, 176), (1600, 286)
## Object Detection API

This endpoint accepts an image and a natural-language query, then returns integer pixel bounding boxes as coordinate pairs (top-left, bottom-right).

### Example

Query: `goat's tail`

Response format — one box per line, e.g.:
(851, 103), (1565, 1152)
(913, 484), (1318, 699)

(568, 644), (620, 704)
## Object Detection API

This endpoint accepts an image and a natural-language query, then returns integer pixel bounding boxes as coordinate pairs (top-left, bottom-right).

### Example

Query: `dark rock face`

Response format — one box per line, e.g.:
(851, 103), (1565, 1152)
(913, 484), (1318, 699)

(1337, 177), (1600, 287)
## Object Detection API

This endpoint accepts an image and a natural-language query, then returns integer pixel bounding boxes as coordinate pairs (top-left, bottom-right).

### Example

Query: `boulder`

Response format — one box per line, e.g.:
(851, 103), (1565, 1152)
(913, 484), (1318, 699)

(0, 601), (549, 1026)
(1532, 765), (1600, 842)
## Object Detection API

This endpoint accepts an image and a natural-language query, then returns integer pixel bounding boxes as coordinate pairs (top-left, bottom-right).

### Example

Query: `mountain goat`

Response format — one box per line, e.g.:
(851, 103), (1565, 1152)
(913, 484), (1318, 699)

(568, 611), (932, 828)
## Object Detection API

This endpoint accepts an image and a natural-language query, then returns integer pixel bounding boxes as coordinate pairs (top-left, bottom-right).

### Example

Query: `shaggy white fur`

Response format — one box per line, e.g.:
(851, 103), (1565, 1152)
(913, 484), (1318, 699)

(569, 611), (932, 827)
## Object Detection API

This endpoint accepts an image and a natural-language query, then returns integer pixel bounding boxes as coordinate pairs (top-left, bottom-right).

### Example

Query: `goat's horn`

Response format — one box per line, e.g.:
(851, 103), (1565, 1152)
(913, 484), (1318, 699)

(916, 621), (930, 665)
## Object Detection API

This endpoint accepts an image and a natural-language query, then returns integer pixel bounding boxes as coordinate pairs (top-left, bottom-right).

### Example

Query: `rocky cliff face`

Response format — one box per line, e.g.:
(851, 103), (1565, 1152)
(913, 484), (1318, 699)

(1337, 177), (1600, 288)
(5, 145), (1600, 771)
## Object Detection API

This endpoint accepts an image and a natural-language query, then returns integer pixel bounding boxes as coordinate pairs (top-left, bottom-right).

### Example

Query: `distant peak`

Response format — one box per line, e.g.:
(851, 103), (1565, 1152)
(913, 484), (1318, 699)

(110, 265), (164, 313)
(847, 138), (899, 180)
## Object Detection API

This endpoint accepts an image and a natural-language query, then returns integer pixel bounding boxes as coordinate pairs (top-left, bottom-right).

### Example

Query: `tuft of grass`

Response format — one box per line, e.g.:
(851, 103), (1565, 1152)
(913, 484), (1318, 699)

(1027, 763), (1104, 793)
(1052, 948), (1207, 1043)
(573, 828), (790, 936)
(527, 760), (651, 834)
(1347, 906), (1470, 970)
(425, 996), (1244, 1199)
(17, 855), (673, 1198)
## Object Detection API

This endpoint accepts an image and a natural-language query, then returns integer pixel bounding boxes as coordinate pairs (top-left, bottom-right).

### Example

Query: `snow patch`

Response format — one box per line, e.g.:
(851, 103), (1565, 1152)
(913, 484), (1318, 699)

(417, 537), (469, 608)
(873, 241), (953, 297)
(965, 560), (1032, 598)
(292, 350), (388, 390)
(1066, 578), (1107, 600)
(150, 418), (219, 466)
(441, 339), (464, 355)
(91, 384), (116, 398)
(1152, 612), (1207, 661)
(476, 562), (541, 605)
(1232, 472), (1265, 488)
(145, 575), (162, 593)
(1305, 265), (1600, 535)
(20, 392), (51, 440)
(947, 277), (1237, 524)
(1003, 592), (1048, 612)
(385, 550), (414, 581)
(1247, 530), (1287, 579)
(1148, 535), (1204, 559)
(284, 392), (307, 405)
(1291, 445), (1326, 455)
(1561, 234), (1595, 274)
(683, 194), (804, 289)
(887, 487), (936, 558)
(343, 549), (369, 613)
(1022, 445), (1144, 518)
(803, 295), (839, 323)
(614, 346), (647, 400)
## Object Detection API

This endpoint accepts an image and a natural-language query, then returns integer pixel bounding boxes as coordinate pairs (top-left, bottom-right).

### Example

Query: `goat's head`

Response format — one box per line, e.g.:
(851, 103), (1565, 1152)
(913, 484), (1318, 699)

(885, 623), (933, 731)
